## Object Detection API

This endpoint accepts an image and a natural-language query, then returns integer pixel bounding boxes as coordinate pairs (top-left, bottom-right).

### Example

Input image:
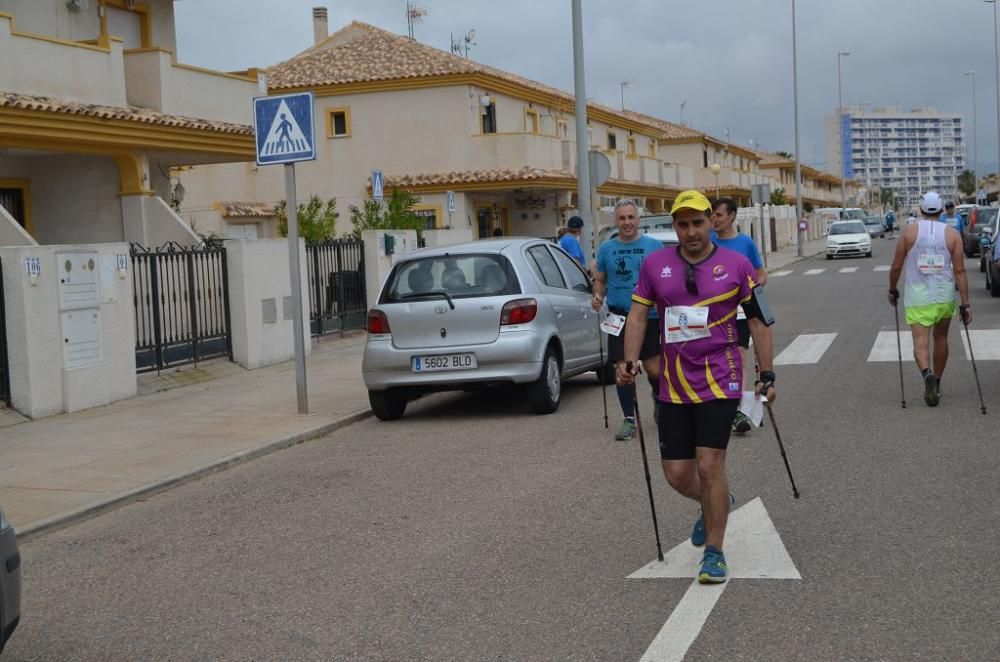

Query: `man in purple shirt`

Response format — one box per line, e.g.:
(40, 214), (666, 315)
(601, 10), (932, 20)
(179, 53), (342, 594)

(618, 189), (778, 584)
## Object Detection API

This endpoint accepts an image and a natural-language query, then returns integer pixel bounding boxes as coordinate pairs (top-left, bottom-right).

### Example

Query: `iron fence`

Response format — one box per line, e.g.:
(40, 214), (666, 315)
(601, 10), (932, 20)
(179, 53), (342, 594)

(0, 257), (9, 405)
(131, 241), (232, 373)
(306, 239), (366, 335)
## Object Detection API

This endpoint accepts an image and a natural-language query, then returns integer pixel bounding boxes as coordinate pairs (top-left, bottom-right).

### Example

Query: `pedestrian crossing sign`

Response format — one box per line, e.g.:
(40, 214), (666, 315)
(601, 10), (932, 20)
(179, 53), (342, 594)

(253, 92), (316, 166)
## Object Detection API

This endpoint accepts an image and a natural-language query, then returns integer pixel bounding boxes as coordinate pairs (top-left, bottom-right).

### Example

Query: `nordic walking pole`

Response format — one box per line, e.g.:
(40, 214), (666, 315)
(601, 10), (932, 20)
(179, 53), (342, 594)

(765, 402), (801, 499)
(959, 306), (987, 415)
(597, 315), (609, 429)
(892, 296), (906, 408)
(628, 362), (664, 562)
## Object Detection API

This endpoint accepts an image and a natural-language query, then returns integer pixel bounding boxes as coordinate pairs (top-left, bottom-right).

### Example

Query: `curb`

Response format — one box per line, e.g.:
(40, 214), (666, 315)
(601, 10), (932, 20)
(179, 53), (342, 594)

(767, 248), (825, 272)
(16, 409), (373, 542)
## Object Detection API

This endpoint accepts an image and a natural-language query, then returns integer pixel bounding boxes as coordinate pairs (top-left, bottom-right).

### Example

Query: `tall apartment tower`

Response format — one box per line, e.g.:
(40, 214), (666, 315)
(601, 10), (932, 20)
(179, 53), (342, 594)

(826, 106), (965, 210)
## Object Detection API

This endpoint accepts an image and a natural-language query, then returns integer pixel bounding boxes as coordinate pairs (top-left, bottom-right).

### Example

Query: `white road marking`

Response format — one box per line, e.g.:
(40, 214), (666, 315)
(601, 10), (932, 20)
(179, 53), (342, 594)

(630, 499), (800, 662)
(960, 329), (1000, 360)
(873, 265), (891, 272)
(867, 330), (913, 362)
(773, 333), (837, 365)
(838, 267), (858, 273)
(803, 268), (825, 275)
(771, 270), (793, 277)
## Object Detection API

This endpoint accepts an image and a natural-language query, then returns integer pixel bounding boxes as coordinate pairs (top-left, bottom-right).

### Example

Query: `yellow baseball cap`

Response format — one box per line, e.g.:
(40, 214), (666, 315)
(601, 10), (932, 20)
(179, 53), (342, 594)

(670, 190), (713, 215)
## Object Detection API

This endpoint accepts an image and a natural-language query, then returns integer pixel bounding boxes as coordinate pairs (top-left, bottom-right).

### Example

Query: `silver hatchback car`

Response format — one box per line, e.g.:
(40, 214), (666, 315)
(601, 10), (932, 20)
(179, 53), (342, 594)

(363, 238), (613, 420)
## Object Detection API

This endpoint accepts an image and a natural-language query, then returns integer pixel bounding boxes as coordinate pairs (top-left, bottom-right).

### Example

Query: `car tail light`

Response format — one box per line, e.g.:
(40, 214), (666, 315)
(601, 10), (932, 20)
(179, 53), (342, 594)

(367, 310), (391, 334)
(501, 298), (538, 325)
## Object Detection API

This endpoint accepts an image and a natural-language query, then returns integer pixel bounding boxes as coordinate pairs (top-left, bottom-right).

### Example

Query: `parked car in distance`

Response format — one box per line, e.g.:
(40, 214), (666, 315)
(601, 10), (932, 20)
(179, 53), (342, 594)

(826, 220), (872, 259)
(863, 216), (884, 238)
(984, 223), (1000, 296)
(978, 212), (1000, 272)
(363, 238), (611, 420)
(965, 206), (999, 257)
(0, 506), (20, 654)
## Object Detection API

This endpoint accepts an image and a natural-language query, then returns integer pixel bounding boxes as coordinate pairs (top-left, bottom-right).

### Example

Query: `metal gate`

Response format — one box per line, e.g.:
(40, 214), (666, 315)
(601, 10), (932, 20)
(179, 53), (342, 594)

(0, 257), (10, 405)
(131, 241), (232, 373)
(306, 239), (367, 335)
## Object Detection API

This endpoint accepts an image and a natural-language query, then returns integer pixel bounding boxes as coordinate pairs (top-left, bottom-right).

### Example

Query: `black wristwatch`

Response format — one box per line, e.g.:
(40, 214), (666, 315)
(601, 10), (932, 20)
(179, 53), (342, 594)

(889, 288), (900, 297)
(758, 370), (776, 392)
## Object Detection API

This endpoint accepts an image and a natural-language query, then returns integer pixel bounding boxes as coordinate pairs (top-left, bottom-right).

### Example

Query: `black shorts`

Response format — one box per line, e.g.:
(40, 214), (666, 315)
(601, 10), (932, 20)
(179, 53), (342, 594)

(607, 313), (660, 363)
(658, 399), (740, 460)
(736, 318), (750, 349)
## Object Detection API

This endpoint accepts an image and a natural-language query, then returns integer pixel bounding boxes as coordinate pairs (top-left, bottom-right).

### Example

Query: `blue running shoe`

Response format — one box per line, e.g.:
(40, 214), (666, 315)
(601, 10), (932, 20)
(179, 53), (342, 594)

(698, 546), (728, 584)
(690, 494), (736, 547)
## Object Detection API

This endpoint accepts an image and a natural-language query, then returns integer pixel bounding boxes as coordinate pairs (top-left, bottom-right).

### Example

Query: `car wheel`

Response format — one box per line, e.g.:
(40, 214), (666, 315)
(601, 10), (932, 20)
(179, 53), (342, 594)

(866, 252), (872, 258)
(992, 267), (1000, 298)
(369, 389), (407, 421)
(826, 253), (833, 260)
(981, 257), (987, 273)
(527, 346), (561, 414)
(595, 359), (616, 386)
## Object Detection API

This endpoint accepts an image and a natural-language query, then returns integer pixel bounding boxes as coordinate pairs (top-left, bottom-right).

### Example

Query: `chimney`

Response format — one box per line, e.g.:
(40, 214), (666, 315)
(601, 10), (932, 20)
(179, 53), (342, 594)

(313, 7), (329, 45)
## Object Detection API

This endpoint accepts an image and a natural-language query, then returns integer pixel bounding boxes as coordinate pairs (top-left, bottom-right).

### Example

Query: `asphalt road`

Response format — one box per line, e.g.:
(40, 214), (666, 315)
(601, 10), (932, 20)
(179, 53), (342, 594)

(7, 238), (1000, 661)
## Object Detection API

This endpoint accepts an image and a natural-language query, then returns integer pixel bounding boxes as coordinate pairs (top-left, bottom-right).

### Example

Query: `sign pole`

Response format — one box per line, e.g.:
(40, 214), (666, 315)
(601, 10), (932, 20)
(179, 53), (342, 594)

(285, 163), (309, 414)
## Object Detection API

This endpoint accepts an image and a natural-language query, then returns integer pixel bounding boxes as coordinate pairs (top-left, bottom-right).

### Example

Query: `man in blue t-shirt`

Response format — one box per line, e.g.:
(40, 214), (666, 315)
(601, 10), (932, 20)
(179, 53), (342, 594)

(710, 198), (767, 435)
(940, 201), (965, 235)
(559, 216), (587, 267)
(592, 200), (664, 441)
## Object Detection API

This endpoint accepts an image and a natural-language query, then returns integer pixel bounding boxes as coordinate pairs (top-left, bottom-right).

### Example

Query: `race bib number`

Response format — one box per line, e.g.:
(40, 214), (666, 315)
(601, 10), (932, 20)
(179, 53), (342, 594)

(600, 312), (626, 337)
(917, 253), (945, 275)
(664, 306), (710, 344)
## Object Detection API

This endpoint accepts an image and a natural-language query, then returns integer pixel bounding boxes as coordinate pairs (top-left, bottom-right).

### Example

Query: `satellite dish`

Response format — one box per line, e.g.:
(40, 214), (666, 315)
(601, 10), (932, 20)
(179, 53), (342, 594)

(466, 29), (476, 42)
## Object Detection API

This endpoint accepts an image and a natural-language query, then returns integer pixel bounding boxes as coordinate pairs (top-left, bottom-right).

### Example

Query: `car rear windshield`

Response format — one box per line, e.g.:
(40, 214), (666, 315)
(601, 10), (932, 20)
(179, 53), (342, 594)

(381, 254), (521, 303)
(978, 208), (999, 226)
(830, 222), (867, 235)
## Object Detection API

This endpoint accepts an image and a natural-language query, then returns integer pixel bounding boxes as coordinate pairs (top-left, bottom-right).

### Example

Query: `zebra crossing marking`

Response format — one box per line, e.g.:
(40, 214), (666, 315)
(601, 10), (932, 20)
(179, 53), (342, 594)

(867, 331), (912, 362)
(838, 267), (858, 273)
(960, 329), (1000, 361)
(774, 333), (838, 365)
(803, 269), (825, 275)
(771, 270), (793, 277)
(873, 265), (891, 272)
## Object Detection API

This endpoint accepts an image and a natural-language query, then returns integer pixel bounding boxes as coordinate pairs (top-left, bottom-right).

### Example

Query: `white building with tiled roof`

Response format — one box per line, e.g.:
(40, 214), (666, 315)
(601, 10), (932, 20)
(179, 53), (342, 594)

(0, 0), (257, 247)
(181, 16), (817, 240)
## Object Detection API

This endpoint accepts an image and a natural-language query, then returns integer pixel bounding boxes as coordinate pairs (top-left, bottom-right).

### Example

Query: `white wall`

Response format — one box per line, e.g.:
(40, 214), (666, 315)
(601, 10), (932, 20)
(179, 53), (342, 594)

(421, 228), (474, 248)
(0, 204), (36, 247)
(0, 242), (137, 419)
(226, 239), (311, 370)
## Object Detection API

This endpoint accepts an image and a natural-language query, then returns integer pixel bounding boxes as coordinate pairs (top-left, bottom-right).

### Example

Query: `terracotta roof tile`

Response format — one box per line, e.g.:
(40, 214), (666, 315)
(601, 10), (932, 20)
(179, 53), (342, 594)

(269, 22), (667, 134)
(218, 201), (277, 218)
(620, 110), (702, 140)
(0, 91), (253, 135)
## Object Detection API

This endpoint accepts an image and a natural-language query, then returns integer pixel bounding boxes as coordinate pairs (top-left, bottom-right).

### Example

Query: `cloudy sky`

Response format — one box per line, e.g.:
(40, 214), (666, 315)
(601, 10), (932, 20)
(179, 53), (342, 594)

(177, 0), (1000, 174)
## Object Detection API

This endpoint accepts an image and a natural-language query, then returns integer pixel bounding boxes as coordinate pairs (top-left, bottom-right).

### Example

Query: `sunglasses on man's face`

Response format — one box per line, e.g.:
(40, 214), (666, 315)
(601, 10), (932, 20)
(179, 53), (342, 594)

(684, 262), (698, 295)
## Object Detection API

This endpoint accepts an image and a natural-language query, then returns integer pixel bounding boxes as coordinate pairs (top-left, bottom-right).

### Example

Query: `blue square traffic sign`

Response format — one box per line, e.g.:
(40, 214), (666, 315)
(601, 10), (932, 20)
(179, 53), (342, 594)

(253, 92), (316, 166)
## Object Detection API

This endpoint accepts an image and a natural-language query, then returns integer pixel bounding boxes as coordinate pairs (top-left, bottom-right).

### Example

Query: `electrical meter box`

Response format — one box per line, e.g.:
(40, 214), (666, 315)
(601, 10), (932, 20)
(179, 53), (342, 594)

(57, 251), (101, 311)
(61, 308), (103, 369)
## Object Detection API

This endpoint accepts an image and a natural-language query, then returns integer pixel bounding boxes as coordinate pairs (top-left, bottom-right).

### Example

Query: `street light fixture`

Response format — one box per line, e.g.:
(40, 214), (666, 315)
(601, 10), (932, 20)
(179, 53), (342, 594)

(986, 0), (1000, 204)
(710, 163), (722, 199)
(965, 70), (978, 201)
(837, 50), (851, 216)
(792, 0), (805, 256)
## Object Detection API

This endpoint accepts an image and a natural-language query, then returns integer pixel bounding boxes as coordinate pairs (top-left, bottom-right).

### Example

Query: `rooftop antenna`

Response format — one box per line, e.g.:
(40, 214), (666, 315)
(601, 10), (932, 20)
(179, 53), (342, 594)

(619, 79), (632, 111)
(451, 29), (476, 58)
(406, 1), (428, 40)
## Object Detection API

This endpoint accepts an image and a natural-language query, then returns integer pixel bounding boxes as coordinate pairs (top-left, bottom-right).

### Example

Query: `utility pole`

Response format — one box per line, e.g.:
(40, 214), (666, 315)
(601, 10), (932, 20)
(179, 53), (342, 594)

(792, 0), (805, 256)
(571, 0), (594, 262)
(837, 51), (851, 215)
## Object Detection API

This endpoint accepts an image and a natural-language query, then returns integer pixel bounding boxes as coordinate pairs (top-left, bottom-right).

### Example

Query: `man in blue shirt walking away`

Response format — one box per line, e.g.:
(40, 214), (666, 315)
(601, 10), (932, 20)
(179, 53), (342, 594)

(710, 198), (767, 435)
(559, 216), (587, 267)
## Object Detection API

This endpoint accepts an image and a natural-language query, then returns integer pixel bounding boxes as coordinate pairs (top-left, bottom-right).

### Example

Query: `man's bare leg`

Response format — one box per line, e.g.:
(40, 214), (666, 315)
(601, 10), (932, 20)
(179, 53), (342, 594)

(697, 448), (730, 550)
(911, 323), (932, 372)
(662, 460), (700, 501)
(932, 317), (952, 380)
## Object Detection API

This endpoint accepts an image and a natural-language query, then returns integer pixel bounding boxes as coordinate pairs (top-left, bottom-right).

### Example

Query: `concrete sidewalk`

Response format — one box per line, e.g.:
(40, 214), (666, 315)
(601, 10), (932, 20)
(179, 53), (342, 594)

(1, 333), (371, 539)
(765, 236), (828, 271)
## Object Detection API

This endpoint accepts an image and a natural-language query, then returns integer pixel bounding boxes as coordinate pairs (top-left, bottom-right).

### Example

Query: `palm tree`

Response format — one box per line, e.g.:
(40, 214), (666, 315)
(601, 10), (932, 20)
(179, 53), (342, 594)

(957, 169), (976, 198)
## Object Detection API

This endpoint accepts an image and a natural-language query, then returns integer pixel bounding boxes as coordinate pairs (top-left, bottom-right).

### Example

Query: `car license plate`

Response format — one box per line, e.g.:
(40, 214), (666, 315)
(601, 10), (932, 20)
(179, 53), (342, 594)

(411, 353), (477, 372)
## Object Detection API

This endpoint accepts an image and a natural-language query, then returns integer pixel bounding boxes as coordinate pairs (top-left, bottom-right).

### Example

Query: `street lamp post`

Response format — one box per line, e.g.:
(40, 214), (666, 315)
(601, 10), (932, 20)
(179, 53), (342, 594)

(987, 0), (1000, 204)
(792, 0), (805, 256)
(710, 163), (722, 199)
(965, 70), (978, 201)
(862, 101), (872, 210)
(837, 51), (851, 216)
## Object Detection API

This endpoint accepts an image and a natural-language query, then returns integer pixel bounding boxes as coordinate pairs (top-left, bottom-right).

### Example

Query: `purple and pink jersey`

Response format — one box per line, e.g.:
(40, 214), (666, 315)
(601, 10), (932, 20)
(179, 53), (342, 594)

(632, 246), (757, 404)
